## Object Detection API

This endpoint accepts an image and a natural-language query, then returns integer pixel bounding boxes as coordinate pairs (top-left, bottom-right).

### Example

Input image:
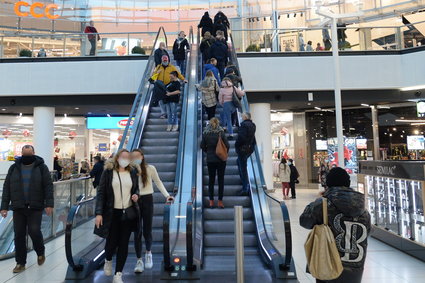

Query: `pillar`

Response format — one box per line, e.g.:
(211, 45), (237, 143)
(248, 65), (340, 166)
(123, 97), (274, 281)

(250, 103), (273, 190)
(371, 106), (380, 160)
(33, 107), (55, 170)
(359, 28), (372, 50)
(293, 113), (309, 186)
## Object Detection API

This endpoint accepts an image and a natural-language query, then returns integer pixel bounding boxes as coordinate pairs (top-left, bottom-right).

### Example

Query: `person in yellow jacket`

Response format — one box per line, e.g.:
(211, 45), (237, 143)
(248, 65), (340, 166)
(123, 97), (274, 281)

(152, 55), (187, 118)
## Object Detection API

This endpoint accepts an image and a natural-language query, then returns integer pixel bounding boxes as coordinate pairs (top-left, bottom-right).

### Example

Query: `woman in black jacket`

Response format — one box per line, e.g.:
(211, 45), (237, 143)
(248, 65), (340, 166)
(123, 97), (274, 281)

(200, 117), (229, 209)
(198, 11), (213, 37)
(95, 149), (139, 283)
(154, 42), (170, 66)
(172, 31), (190, 75)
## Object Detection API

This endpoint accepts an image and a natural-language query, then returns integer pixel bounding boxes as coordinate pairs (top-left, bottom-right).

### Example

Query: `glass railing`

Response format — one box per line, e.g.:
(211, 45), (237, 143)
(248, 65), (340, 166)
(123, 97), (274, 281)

(0, 30), (172, 59)
(0, 176), (93, 260)
(230, 20), (425, 53)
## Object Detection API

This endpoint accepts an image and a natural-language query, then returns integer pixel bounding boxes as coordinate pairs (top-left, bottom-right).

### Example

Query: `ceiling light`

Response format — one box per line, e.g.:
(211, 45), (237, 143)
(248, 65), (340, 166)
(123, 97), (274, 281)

(1, 109), (6, 111)
(411, 123), (425, 126)
(314, 107), (322, 110)
(19, 113), (22, 117)
(361, 104), (370, 107)
(396, 119), (425, 123)
(75, 107), (80, 110)
(107, 114), (111, 117)
(64, 114), (67, 117)
(400, 85), (425, 91)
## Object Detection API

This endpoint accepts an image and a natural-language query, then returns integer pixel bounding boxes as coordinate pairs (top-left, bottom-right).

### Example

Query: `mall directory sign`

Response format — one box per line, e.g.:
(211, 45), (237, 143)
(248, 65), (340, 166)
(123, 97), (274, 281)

(87, 117), (133, 129)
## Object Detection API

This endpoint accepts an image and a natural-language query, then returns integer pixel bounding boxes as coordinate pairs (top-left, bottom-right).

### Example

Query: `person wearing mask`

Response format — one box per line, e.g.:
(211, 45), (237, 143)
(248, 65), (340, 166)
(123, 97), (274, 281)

(279, 158), (291, 200)
(300, 167), (371, 283)
(235, 113), (256, 196)
(196, 70), (219, 120)
(53, 156), (62, 180)
(172, 31), (190, 75)
(163, 71), (182, 132)
(1, 145), (53, 273)
(152, 55), (186, 119)
(154, 42), (170, 66)
(200, 32), (215, 64)
(84, 21), (100, 56)
(306, 41), (314, 52)
(203, 58), (221, 85)
(130, 149), (174, 273)
(210, 36), (228, 79)
(90, 156), (104, 188)
(201, 117), (229, 209)
(218, 78), (245, 139)
(198, 12), (214, 37)
(95, 149), (139, 283)
(288, 159), (300, 199)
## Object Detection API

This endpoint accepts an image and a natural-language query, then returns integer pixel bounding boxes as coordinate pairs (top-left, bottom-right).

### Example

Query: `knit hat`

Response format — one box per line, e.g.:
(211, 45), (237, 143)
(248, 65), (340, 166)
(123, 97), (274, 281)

(326, 167), (350, 188)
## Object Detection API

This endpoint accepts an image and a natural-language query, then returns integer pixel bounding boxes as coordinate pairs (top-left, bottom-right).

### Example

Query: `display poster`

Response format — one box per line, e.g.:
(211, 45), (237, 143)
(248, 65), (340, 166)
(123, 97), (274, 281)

(279, 34), (298, 51)
(356, 139), (367, 149)
(14, 142), (32, 157)
(315, 140), (328, 150)
(87, 117), (133, 129)
(98, 143), (108, 152)
(0, 138), (13, 160)
(407, 135), (425, 150)
(327, 137), (357, 173)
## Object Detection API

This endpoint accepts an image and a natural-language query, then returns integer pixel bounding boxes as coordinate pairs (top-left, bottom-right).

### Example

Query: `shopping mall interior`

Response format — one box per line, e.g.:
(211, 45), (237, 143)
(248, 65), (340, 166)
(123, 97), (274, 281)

(0, 0), (425, 282)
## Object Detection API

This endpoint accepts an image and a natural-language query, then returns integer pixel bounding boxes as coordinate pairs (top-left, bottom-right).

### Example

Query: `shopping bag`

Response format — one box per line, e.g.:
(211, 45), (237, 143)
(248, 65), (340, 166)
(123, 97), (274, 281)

(304, 198), (343, 280)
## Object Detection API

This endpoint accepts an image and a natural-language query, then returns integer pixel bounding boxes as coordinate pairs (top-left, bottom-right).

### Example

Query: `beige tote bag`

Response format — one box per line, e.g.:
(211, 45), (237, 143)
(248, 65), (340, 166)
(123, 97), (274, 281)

(304, 198), (343, 280)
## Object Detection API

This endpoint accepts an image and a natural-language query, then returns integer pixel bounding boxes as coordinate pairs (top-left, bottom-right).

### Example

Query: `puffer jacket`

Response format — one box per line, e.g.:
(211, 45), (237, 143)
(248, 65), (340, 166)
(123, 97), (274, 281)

(153, 63), (185, 85)
(200, 125), (230, 163)
(218, 80), (245, 105)
(1, 155), (53, 211)
(279, 163), (291, 182)
(300, 187), (371, 271)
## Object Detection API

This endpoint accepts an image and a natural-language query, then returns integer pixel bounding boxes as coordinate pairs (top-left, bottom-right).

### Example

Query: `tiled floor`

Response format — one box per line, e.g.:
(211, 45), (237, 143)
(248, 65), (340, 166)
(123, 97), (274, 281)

(1, 186), (424, 282)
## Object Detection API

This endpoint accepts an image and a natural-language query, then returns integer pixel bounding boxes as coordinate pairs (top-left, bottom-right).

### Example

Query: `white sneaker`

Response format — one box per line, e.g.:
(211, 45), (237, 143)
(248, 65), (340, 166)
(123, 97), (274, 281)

(145, 253), (153, 269)
(104, 260), (113, 276)
(113, 272), (124, 283)
(166, 125), (172, 131)
(134, 258), (144, 273)
(172, 125), (179, 132)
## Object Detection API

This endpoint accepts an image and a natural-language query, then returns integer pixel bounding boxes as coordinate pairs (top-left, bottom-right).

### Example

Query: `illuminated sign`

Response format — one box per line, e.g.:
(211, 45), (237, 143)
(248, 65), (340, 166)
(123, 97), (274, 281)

(417, 101), (425, 118)
(14, 1), (60, 19)
(87, 117), (134, 130)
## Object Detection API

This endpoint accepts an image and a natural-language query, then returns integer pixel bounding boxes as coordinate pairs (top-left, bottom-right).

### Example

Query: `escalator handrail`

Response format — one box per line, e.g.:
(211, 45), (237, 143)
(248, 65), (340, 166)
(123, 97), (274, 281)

(119, 26), (168, 151)
(65, 196), (95, 270)
(229, 31), (293, 269)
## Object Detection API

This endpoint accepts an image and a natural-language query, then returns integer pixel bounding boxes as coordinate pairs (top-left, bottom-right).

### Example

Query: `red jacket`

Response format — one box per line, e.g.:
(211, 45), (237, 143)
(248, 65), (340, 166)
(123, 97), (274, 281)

(84, 26), (99, 41)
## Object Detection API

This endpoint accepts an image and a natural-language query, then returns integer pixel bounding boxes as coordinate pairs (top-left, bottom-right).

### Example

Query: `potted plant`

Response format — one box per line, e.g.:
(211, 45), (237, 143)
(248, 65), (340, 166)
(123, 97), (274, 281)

(245, 44), (260, 52)
(131, 46), (146, 55)
(19, 49), (32, 57)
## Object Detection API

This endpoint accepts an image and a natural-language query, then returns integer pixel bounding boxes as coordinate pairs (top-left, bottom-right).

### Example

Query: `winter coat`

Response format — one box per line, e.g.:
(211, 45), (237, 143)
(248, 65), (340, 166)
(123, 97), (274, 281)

(153, 63), (185, 85)
(90, 160), (104, 188)
(198, 13), (214, 36)
(209, 40), (228, 64)
(225, 64), (240, 77)
(172, 38), (190, 61)
(203, 63), (221, 85)
(289, 164), (300, 183)
(1, 155), (53, 211)
(154, 48), (170, 66)
(279, 163), (291, 183)
(214, 12), (230, 28)
(200, 38), (215, 62)
(199, 77), (219, 108)
(235, 119), (256, 156)
(224, 73), (242, 88)
(300, 186), (371, 272)
(200, 125), (230, 163)
(213, 22), (228, 40)
(94, 160), (139, 238)
(218, 80), (245, 105)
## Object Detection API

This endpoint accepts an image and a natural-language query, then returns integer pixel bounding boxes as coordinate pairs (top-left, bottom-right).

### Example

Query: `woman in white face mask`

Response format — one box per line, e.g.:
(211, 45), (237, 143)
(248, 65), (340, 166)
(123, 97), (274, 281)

(94, 149), (139, 283)
(130, 149), (174, 273)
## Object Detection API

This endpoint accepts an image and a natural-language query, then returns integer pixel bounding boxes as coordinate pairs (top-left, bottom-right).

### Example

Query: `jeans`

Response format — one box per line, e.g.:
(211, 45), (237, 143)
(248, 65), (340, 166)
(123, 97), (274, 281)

(207, 161), (226, 201)
(237, 152), (249, 192)
(13, 207), (44, 265)
(221, 102), (235, 135)
(205, 105), (217, 120)
(105, 209), (134, 273)
(89, 38), (96, 55)
(176, 59), (186, 75)
(159, 100), (167, 116)
(135, 194), (154, 257)
(165, 102), (178, 125)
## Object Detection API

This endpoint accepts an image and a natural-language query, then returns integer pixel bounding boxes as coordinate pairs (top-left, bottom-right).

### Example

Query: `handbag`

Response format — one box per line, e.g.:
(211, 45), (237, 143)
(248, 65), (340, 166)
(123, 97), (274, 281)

(215, 133), (228, 161)
(304, 198), (343, 280)
(117, 172), (138, 221)
(231, 86), (242, 110)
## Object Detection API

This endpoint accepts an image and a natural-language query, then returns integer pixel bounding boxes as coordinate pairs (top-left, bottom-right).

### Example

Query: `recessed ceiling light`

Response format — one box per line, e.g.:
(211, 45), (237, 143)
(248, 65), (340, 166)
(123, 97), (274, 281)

(75, 107), (80, 110)
(1, 109), (6, 111)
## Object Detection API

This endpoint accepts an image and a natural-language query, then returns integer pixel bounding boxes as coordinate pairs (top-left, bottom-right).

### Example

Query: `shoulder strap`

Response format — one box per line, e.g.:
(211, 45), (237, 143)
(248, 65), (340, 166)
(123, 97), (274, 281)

(117, 171), (124, 210)
(322, 198), (328, 225)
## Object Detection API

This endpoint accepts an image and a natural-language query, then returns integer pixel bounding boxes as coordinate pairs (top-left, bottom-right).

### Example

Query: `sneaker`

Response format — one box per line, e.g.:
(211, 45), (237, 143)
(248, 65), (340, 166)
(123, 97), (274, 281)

(13, 264), (25, 273)
(104, 260), (113, 276)
(113, 272), (124, 283)
(172, 125), (179, 132)
(134, 258), (144, 273)
(37, 255), (45, 266)
(145, 253), (153, 269)
(166, 125), (172, 131)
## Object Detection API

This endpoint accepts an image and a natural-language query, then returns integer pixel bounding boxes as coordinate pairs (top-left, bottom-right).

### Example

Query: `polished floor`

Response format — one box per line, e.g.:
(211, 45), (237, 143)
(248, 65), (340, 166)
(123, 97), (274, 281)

(0, 187), (424, 282)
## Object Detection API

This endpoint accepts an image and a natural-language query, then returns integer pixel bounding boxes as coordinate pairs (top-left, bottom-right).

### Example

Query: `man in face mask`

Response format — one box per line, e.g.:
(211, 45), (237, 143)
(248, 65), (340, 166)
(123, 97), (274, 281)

(0, 145), (54, 273)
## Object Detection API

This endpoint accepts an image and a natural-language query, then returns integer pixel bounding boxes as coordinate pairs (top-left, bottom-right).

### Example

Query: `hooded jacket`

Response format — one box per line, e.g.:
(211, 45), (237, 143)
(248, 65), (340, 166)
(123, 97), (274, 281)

(153, 63), (185, 85)
(218, 79), (245, 105)
(198, 13), (214, 36)
(1, 155), (53, 211)
(300, 187), (371, 271)
(209, 40), (228, 63)
(172, 38), (190, 60)
(203, 63), (221, 85)
(200, 125), (230, 163)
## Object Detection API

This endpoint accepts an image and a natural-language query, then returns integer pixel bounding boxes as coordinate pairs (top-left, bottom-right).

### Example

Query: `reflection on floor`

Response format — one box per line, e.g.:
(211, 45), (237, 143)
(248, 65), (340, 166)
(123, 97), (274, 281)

(0, 186), (424, 282)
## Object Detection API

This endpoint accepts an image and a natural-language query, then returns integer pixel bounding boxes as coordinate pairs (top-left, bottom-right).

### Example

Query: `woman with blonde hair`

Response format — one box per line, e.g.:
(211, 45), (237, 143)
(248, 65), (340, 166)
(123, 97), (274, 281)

(197, 70), (219, 120)
(95, 149), (139, 283)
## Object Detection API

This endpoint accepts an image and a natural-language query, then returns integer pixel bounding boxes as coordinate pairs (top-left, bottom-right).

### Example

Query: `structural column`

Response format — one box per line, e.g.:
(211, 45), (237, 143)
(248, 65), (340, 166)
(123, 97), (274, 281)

(33, 107), (55, 170)
(371, 106), (380, 160)
(293, 113), (309, 186)
(250, 103), (273, 190)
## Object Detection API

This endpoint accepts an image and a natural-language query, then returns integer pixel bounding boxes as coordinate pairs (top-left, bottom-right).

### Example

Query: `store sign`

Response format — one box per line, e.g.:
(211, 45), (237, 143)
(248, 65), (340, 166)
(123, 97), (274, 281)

(98, 143), (107, 152)
(14, 1), (60, 19)
(417, 101), (425, 118)
(359, 161), (425, 180)
(87, 117), (134, 129)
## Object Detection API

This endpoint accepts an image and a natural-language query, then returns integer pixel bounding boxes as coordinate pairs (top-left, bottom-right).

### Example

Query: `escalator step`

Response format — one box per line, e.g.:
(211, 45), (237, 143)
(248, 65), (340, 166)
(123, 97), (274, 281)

(143, 154), (177, 163)
(141, 138), (179, 146)
(203, 175), (242, 186)
(202, 185), (242, 196)
(203, 196), (251, 207)
(204, 247), (258, 256)
(204, 207), (253, 220)
(204, 220), (256, 233)
(204, 233), (257, 247)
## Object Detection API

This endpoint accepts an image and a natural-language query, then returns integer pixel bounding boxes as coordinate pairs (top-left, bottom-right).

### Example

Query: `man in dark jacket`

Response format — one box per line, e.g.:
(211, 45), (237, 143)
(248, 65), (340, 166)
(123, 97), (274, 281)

(235, 113), (256, 195)
(154, 42), (170, 66)
(198, 12), (213, 37)
(288, 159), (299, 199)
(209, 37), (228, 79)
(0, 145), (54, 273)
(300, 167), (371, 283)
(90, 156), (104, 188)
